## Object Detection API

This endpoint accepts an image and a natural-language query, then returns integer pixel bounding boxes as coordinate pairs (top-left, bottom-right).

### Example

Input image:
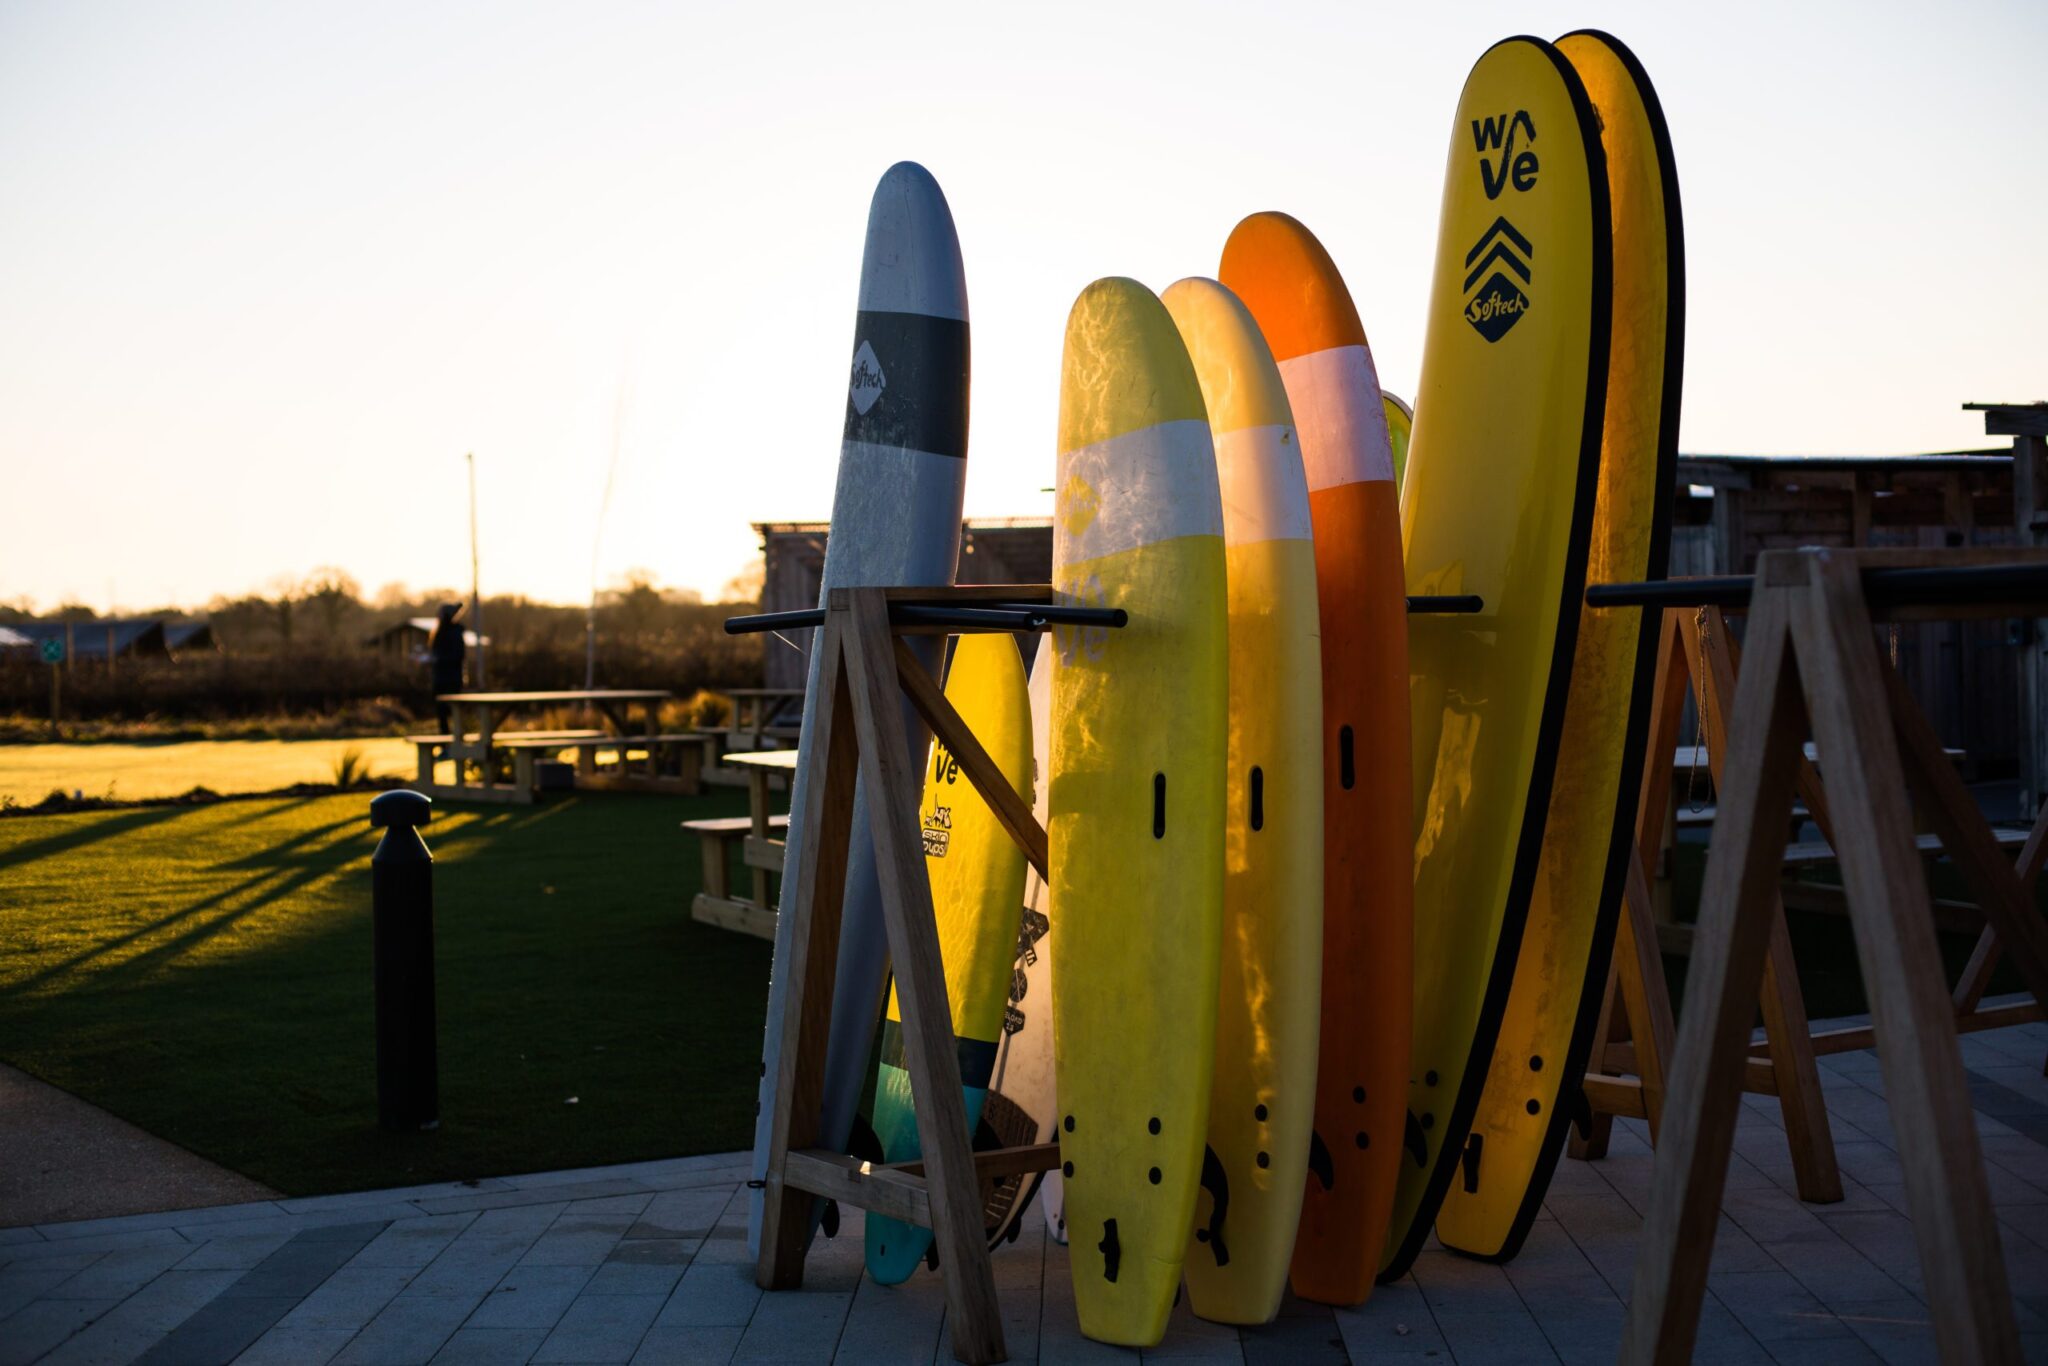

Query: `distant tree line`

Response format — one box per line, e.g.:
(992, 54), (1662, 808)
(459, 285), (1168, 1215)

(0, 566), (766, 726)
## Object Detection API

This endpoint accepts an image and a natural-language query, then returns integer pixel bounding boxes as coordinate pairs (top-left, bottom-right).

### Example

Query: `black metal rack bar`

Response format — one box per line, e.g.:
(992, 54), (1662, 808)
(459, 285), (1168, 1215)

(1586, 563), (2048, 611)
(724, 602), (1129, 636)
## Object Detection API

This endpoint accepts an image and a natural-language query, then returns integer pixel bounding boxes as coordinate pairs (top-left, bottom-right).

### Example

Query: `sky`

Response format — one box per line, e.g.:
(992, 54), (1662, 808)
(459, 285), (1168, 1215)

(2, 0), (2044, 613)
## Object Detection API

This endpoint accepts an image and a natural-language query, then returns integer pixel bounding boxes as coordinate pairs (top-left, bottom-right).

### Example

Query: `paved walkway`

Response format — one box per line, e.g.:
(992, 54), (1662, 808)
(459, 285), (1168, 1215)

(2, 1016), (2045, 1364)
(0, 1065), (278, 1229)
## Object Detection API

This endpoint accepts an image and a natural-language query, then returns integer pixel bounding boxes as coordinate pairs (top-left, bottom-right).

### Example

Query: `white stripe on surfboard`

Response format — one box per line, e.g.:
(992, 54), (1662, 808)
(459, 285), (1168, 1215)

(1215, 423), (1313, 546)
(1054, 418), (1222, 567)
(1276, 344), (1395, 491)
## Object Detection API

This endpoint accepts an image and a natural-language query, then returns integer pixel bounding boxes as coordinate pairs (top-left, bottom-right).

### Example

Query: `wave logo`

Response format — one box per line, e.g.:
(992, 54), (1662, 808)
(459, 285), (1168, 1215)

(1462, 216), (1533, 343)
(848, 339), (886, 415)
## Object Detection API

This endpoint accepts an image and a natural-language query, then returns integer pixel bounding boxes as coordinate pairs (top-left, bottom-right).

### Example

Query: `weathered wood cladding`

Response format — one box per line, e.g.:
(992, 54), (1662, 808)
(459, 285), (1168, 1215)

(755, 519), (1053, 690)
(754, 451), (2023, 769)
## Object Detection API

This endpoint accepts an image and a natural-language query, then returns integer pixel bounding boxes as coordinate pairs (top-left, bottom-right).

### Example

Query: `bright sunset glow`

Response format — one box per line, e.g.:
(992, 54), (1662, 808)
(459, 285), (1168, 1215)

(2, 0), (2042, 611)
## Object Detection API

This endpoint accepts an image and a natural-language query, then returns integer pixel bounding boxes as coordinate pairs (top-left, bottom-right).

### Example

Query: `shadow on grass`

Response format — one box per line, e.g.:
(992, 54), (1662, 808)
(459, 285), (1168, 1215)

(1, 812), (369, 999)
(0, 788), (773, 1196)
(0, 804), (190, 868)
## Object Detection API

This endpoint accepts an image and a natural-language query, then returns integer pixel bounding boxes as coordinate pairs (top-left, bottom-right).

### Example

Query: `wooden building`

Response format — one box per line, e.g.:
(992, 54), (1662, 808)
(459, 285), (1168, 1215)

(755, 518), (1053, 690)
(752, 425), (2048, 791)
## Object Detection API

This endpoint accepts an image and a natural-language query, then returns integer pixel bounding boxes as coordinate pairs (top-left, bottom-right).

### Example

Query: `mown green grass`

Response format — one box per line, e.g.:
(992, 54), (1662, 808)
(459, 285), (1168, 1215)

(0, 789), (774, 1196)
(0, 738), (420, 806)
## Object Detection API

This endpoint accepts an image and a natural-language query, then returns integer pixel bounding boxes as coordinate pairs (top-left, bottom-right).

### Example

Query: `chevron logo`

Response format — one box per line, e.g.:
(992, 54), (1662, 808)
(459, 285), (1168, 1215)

(1462, 216), (1532, 343)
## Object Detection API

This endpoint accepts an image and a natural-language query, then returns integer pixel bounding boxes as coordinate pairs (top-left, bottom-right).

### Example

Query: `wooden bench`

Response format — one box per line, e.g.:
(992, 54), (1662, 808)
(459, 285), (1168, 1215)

(687, 813), (790, 940)
(404, 730), (605, 789)
(495, 732), (712, 795)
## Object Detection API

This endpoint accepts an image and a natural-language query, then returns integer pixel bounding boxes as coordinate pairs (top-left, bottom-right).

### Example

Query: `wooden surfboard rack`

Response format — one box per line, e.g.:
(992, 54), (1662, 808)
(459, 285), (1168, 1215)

(748, 584), (1104, 1366)
(1584, 548), (2048, 1364)
(1574, 572), (2048, 1195)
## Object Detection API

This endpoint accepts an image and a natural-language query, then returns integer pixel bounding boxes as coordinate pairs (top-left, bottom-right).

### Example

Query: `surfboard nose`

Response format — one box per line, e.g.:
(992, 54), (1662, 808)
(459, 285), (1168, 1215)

(1220, 213), (1369, 362)
(1058, 278), (1207, 453)
(1160, 277), (1294, 437)
(861, 161), (968, 321)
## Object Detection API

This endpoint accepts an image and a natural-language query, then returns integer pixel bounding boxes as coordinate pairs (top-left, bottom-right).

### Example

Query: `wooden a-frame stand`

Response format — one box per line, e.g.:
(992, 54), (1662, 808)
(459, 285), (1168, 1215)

(1574, 586), (2048, 1193)
(754, 585), (1064, 1366)
(1621, 547), (2048, 1365)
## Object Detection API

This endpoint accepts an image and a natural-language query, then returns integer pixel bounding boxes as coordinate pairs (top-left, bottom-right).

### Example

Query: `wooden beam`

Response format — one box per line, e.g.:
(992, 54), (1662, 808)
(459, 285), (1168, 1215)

(756, 617), (860, 1291)
(1624, 577), (1808, 1364)
(894, 636), (1049, 881)
(1786, 550), (2017, 1363)
(783, 1149), (930, 1228)
(843, 589), (1007, 1365)
(885, 1142), (1064, 1182)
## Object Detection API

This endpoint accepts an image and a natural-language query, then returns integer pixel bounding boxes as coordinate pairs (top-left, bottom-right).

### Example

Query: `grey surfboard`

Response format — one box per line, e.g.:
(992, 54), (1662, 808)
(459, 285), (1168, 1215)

(747, 160), (970, 1257)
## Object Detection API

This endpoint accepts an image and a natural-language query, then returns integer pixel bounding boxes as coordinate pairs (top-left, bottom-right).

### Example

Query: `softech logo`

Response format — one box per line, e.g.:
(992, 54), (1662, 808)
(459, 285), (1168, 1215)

(848, 339), (886, 415)
(1462, 216), (1532, 343)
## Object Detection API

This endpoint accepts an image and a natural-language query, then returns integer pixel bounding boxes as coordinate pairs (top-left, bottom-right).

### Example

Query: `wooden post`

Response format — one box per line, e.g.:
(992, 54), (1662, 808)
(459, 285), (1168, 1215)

(1682, 608), (1842, 1204)
(1622, 548), (2022, 1366)
(1971, 402), (2048, 818)
(1573, 604), (1842, 1204)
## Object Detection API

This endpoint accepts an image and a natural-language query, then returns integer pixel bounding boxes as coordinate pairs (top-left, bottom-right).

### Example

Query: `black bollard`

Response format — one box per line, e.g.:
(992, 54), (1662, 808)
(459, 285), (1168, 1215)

(370, 790), (439, 1132)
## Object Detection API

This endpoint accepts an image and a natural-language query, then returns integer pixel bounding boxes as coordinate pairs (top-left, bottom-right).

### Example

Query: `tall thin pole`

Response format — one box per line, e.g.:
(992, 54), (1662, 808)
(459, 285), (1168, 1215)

(467, 451), (486, 688)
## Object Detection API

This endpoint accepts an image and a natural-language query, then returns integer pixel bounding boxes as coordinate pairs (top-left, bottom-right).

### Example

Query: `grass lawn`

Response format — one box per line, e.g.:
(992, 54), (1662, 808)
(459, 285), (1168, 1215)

(0, 738), (419, 806)
(0, 788), (775, 1196)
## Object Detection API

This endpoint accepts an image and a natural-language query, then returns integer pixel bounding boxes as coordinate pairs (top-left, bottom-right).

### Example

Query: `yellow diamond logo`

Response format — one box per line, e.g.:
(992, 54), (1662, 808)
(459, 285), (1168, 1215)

(1057, 474), (1099, 539)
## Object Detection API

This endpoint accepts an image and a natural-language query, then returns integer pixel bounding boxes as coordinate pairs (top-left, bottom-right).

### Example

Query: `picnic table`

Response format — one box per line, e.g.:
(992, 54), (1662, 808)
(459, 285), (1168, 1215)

(688, 748), (795, 939)
(721, 687), (803, 752)
(410, 689), (710, 804)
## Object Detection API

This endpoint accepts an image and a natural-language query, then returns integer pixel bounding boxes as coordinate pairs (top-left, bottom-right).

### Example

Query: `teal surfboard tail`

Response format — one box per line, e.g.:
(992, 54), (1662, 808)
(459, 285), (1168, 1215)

(863, 1067), (991, 1284)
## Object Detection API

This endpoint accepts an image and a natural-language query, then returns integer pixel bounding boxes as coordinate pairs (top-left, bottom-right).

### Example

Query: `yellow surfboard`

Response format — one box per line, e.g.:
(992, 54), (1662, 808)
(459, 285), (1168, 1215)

(1161, 277), (1323, 1326)
(1383, 35), (1612, 1282)
(1051, 277), (1228, 1347)
(1382, 393), (1413, 491)
(865, 632), (1033, 1283)
(1435, 28), (1681, 1263)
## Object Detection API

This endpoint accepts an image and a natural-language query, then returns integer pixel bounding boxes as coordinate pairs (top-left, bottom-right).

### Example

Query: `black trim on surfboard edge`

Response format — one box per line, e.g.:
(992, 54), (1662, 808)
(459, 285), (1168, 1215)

(1378, 31), (1615, 1284)
(1464, 27), (1688, 1267)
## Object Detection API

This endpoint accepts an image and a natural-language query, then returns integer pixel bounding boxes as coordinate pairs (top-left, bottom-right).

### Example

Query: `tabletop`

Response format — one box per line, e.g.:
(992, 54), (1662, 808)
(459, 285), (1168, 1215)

(723, 749), (799, 770)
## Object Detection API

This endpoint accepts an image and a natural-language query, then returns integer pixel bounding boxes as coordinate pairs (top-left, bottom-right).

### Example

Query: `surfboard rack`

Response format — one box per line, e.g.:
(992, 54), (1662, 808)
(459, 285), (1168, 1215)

(724, 597), (1128, 635)
(754, 583), (1111, 1366)
(1580, 548), (2048, 1364)
(1405, 594), (1485, 614)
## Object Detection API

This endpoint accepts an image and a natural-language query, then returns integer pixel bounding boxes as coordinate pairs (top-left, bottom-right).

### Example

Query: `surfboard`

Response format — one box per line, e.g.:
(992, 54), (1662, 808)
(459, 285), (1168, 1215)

(1434, 28), (1682, 1264)
(1219, 213), (1413, 1307)
(866, 632), (1033, 1283)
(985, 634), (1065, 1247)
(748, 161), (971, 1257)
(1051, 276), (1227, 1347)
(1160, 276), (1323, 1327)
(1382, 394), (1413, 491)
(1380, 35), (1612, 1282)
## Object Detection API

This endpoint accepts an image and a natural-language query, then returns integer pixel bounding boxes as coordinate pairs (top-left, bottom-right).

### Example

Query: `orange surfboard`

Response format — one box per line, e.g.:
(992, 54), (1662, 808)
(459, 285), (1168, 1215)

(1220, 213), (1412, 1306)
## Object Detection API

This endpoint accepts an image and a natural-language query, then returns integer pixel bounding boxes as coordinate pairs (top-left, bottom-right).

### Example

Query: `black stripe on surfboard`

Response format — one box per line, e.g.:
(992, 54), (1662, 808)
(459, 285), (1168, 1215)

(1465, 26), (1687, 1268)
(1377, 32), (1615, 1285)
(843, 310), (970, 458)
(878, 1018), (999, 1090)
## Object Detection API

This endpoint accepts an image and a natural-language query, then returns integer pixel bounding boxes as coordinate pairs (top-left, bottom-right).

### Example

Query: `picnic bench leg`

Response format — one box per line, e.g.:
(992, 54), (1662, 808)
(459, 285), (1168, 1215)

(416, 743), (435, 787)
(749, 766), (774, 912)
(700, 833), (731, 902)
